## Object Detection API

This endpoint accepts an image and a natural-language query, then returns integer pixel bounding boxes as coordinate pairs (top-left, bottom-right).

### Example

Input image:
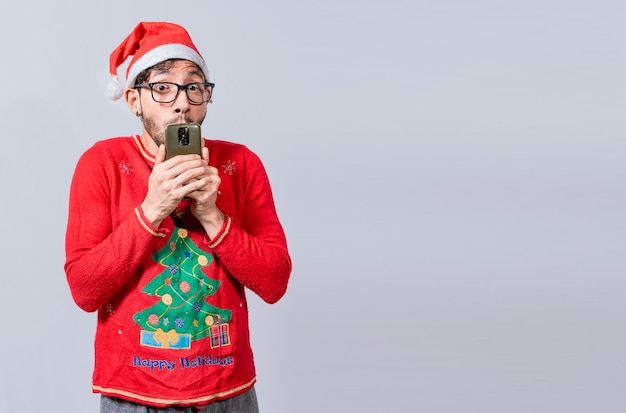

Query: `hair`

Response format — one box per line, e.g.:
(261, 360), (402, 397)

(133, 59), (206, 87)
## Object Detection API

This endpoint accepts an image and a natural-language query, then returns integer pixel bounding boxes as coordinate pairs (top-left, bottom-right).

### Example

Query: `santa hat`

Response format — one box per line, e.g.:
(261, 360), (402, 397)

(107, 22), (210, 100)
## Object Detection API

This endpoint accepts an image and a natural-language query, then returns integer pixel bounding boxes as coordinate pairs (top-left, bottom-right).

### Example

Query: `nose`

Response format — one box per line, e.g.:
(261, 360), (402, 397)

(172, 87), (191, 113)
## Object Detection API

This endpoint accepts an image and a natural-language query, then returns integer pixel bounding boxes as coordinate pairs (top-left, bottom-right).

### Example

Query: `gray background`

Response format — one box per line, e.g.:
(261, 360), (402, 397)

(0, 1), (624, 412)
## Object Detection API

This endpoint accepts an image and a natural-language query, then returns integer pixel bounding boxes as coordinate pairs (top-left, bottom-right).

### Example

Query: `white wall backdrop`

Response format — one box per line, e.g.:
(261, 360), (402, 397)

(0, 1), (624, 412)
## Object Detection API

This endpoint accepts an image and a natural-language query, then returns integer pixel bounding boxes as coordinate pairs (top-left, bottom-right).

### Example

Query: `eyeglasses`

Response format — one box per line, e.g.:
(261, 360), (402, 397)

(135, 82), (215, 104)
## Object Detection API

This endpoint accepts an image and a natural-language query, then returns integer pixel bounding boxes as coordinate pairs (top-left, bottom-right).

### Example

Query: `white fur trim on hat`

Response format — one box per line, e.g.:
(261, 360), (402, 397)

(125, 44), (210, 89)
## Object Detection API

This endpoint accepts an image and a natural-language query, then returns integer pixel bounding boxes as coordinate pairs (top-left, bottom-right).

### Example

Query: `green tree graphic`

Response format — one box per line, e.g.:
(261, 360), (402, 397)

(134, 228), (232, 349)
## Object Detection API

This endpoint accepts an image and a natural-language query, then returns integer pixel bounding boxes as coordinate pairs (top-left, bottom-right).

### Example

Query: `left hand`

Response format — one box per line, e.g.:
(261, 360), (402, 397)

(186, 146), (225, 237)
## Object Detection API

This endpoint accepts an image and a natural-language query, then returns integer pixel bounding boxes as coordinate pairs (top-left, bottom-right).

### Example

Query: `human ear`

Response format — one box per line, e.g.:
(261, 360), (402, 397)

(125, 88), (142, 116)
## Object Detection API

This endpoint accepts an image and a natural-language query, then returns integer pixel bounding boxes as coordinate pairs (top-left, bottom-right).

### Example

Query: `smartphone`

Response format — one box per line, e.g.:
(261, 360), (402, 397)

(164, 123), (202, 160)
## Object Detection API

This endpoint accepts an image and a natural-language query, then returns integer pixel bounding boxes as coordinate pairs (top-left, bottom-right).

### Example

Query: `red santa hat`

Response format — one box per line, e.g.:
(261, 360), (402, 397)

(107, 21), (210, 100)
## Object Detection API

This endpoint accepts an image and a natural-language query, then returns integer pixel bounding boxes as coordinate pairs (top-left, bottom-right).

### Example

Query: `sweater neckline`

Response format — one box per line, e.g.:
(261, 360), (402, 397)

(132, 135), (156, 166)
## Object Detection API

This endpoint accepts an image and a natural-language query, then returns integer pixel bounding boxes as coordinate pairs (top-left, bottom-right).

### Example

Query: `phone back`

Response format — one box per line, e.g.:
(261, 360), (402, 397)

(164, 123), (202, 160)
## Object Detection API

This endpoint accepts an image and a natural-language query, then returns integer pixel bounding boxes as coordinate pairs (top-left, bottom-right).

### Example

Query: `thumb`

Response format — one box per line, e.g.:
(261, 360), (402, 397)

(154, 144), (166, 165)
(202, 145), (209, 163)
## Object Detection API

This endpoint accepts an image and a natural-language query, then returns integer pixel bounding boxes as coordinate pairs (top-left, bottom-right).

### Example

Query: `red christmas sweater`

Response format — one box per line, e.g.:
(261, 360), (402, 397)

(64, 135), (291, 408)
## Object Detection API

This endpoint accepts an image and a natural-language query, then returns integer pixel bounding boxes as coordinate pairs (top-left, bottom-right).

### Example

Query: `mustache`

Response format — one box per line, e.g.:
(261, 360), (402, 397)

(167, 116), (197, 125)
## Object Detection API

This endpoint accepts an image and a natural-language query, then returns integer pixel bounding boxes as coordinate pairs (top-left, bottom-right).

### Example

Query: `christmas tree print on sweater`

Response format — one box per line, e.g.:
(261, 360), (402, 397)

(134, 227), (232, 350)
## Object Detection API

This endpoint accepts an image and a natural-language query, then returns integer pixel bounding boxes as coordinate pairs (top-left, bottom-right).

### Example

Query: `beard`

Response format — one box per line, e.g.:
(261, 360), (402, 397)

(142, 113), (206, 146)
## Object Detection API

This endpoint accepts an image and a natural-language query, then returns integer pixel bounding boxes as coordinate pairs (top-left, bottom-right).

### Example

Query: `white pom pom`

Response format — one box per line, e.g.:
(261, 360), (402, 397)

(107, 75), (125, 100)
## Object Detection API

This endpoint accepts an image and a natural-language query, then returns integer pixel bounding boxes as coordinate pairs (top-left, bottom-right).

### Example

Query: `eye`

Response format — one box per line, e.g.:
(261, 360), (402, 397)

(154, 83), (172, 92)
(187, 83), (200, 92)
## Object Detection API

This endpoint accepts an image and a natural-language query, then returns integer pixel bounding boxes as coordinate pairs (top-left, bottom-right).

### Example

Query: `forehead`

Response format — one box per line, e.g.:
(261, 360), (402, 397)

(149, 60), (204, 80)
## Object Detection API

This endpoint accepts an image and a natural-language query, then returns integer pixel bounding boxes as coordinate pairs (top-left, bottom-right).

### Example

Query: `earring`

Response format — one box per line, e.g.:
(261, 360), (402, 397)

(136, 112), (141, 117)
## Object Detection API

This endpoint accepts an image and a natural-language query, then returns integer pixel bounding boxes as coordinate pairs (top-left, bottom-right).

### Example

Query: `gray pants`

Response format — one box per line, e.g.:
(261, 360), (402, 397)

(100, 387), (259, 413)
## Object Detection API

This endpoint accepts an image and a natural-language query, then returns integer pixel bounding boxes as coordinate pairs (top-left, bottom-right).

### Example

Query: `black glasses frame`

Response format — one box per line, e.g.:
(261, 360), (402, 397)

(135, 82), (215, 104)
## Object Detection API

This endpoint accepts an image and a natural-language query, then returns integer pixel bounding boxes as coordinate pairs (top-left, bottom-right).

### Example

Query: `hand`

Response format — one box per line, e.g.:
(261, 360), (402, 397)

(187, 146), (225, 238)
(140, 145), (213, 227)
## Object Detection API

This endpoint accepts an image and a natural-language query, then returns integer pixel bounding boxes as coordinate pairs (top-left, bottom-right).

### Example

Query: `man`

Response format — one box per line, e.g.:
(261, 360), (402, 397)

(64, 22), (291, 412)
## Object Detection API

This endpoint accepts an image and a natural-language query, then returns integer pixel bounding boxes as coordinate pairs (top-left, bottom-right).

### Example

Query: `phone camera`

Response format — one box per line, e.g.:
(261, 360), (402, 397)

(178, 127), (190, 146)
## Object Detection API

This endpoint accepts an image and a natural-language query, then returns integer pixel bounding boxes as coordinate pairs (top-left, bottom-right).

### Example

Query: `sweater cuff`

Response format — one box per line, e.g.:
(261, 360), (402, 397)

(207, 215), (232, 248)
(134, 207), (167, 237)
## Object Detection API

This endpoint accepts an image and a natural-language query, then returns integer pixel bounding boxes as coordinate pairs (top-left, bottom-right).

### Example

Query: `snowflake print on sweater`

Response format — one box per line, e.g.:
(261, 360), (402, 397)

(222, 160), (236, 175)
(118, 160), (133, 175)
